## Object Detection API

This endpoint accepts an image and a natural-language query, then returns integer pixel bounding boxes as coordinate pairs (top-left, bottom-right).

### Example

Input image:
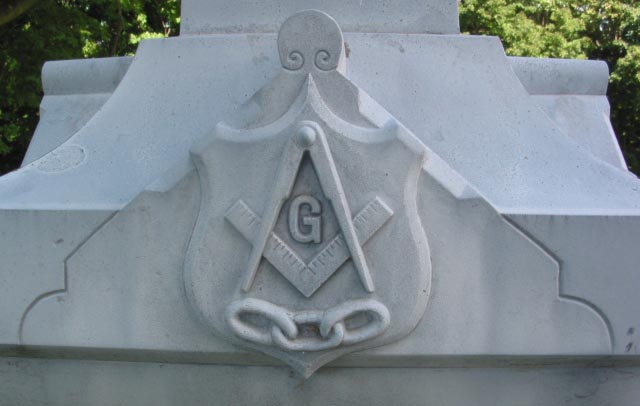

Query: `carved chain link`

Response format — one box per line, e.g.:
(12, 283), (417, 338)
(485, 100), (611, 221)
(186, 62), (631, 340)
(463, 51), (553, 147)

(225, 298), (390, 352)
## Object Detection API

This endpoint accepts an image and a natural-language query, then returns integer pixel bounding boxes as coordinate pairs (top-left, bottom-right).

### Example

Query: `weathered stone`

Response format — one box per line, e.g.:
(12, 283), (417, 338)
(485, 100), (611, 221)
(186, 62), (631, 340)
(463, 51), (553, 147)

(1, 0), (639, 403)
(181, 0), (460, 34)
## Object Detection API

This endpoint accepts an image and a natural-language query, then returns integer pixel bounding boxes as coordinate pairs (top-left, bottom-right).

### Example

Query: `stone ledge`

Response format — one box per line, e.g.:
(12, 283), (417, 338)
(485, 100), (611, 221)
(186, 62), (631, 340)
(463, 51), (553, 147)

(509, 56), (609, 96)
(180, 0), (460, 34)
(42, 56), (133, 96)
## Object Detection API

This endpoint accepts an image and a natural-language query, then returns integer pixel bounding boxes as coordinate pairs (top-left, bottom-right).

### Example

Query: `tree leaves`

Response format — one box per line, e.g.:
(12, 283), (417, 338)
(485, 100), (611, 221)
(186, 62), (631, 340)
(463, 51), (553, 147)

(0, 0), (179, 175)
(0, 1), (638, 175)
(0, 0), (39, 27)
(460, 0), (640, 174)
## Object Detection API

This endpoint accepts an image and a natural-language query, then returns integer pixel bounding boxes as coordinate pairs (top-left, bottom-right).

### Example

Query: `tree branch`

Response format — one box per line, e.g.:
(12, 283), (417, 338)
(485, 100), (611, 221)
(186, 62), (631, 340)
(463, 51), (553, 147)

(108, 0), (124, 56)
(0, 0), (39, 27)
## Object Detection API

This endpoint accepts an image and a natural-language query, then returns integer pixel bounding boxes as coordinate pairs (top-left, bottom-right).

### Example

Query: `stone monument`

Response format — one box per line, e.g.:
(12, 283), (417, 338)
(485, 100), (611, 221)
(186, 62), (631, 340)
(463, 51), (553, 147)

(1, 0), (639, 404)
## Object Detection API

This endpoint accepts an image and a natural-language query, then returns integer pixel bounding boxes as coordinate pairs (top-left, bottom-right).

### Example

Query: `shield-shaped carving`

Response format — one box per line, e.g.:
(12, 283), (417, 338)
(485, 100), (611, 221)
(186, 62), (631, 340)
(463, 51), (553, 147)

(184, 10), (431, 377)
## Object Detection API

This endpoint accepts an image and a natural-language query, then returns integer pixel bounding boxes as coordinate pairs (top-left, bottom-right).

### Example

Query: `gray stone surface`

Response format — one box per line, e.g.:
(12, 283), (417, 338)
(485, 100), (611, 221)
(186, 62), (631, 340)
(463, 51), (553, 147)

(181, 0), (460, 34)
(183, 11), (434, 375)
(507, 213), (640, 354)
(509, 57), (609, 96)
(2, 33), (638, 212)
(1, 358), (639, 406)
(1, 0), (639, 400)
(21, 57), (132, 166)
(509, 56), (627, 169)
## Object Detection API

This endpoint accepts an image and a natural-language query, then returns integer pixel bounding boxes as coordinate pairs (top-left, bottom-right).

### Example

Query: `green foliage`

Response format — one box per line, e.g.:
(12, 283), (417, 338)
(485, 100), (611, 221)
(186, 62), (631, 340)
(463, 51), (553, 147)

(460, 0), (640, 174)
(0, 1), (638, 175)
(0, 0), (179, 174)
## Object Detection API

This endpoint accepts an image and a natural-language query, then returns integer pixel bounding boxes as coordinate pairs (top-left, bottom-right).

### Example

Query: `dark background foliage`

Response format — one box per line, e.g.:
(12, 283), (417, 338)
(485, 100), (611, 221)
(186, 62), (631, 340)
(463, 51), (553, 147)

(0, 0), (180, 174)
(460, 0), (640, 174)
(0, 0), (638, 175)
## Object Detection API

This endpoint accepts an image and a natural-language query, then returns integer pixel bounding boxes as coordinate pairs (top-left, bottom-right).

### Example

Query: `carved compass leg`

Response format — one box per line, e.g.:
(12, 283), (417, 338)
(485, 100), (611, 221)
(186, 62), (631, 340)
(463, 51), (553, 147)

(304, 122), (374, 292)
(242, 138), (304, 292)
(240, 121), (378, 294)
(185, 9), (432, 377)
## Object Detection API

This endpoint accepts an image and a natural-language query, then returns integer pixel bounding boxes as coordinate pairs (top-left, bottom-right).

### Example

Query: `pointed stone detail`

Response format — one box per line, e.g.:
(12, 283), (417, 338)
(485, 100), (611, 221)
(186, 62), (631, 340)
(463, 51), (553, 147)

(227, 194), (392, 297)
(226, 124), (394, 297)
(184, 9), (432, 377)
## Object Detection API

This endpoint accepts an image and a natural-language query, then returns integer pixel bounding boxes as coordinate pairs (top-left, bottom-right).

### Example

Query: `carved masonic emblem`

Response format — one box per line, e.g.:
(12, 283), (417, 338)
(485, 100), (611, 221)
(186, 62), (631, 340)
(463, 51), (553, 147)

(225, 121), (394, 297)
(184, 10), (432, 377)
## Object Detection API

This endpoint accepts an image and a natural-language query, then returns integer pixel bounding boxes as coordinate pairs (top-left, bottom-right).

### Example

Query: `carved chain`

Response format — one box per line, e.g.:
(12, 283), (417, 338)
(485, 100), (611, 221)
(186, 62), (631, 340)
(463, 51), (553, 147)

(226, 298), (390, 352)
